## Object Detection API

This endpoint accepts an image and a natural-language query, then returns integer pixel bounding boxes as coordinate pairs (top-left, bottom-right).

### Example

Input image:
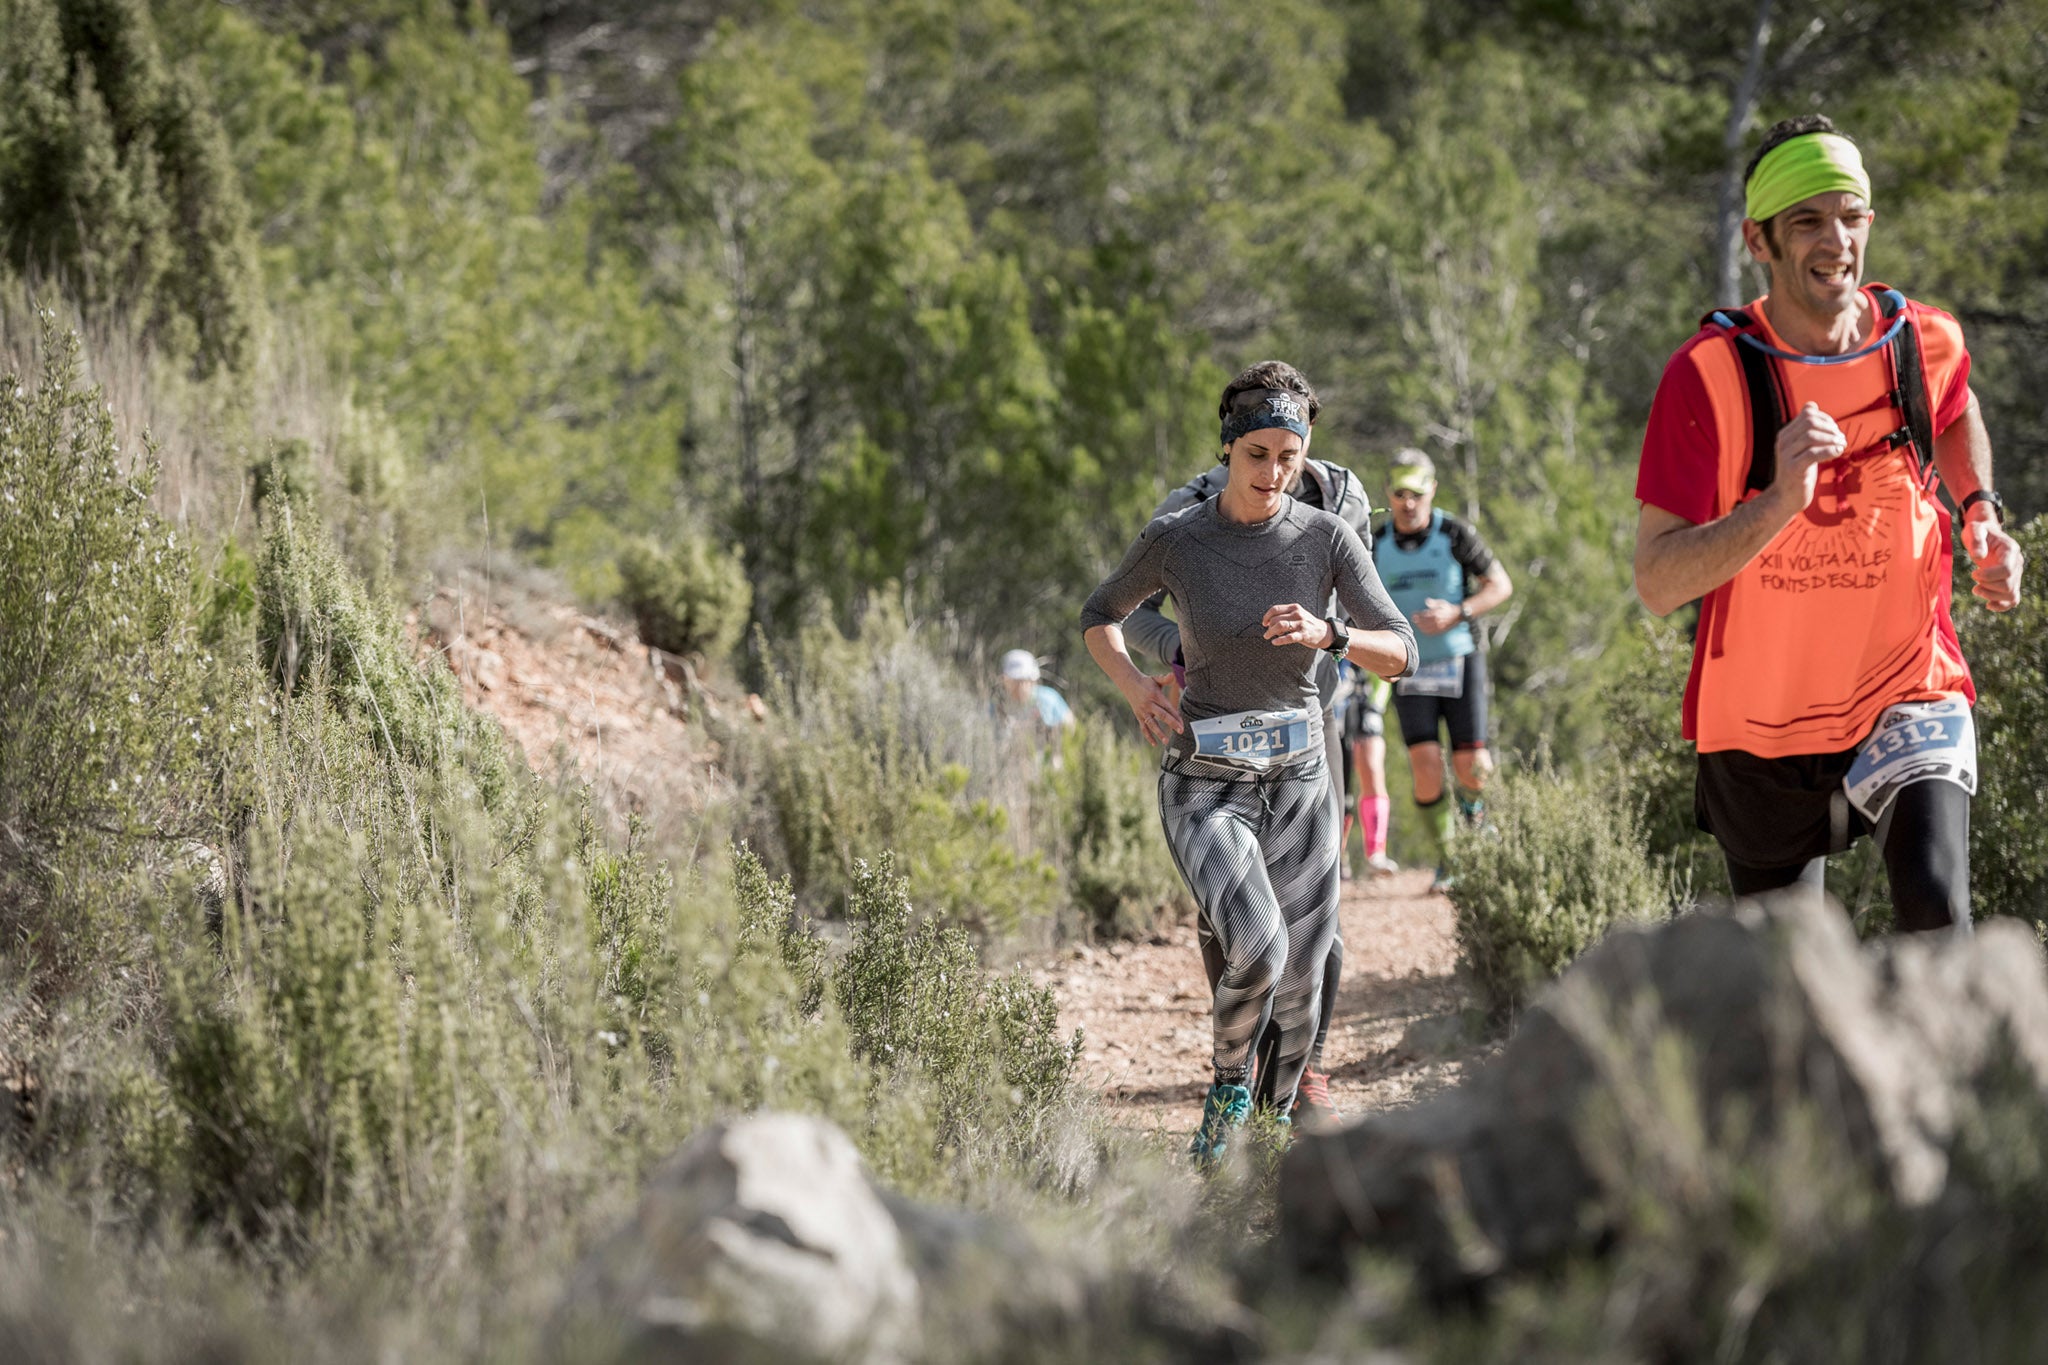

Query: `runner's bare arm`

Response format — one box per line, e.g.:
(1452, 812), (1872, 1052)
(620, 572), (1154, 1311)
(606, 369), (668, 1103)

(1084, 623), (1184, 744)
(1933, 389), (2024, 613)
(1633, 402), (1844, 615)
(1463, 564), (1514, 617)
(1413, 566), (1511, 634)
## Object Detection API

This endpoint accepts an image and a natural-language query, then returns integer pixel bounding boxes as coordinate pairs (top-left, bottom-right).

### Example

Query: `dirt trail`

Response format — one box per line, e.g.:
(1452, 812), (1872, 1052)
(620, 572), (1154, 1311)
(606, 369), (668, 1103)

(1036, 868), (1482, 1133)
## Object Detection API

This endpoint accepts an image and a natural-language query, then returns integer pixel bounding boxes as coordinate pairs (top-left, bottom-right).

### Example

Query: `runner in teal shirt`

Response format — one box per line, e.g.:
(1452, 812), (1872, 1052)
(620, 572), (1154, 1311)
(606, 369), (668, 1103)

(1369, 451), (1513, 891)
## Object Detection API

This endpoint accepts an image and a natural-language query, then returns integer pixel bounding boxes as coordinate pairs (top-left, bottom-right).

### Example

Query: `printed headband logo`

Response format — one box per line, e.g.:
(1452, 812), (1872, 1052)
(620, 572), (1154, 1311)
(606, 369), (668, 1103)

(1220, 389), (1312, 447)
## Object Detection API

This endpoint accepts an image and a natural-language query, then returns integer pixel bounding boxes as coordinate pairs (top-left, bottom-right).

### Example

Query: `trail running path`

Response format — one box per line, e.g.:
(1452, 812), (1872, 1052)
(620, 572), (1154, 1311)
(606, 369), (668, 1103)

(1036, 868), (1482, 1135)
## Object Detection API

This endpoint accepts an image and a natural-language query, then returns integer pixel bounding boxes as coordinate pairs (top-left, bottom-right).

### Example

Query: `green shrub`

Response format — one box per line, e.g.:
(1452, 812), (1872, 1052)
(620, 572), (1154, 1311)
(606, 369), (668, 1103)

(735, 610), (1187, 944)
(1959, 515), (2048, 926)
(616, 534), (751, 659)
(157, 816), (447, 1247)
(1599, 616), (1728, 902)
(125, 613), (571, 1248)
(0, 326), (219, 968)
(728, 842), (1082, 1183)
(1036, 720), (1189, 939)
(731, 839), (830, 1017)
(5, 321), (1092, 1262)
(119, 678), (991, 1253)
(833, 853), (1080, 1154)
(257, 491), (512, 817)
(196, 532), (258, 646)
(732, 608), (1063, 942)
(1447, 765), (1671, 1021)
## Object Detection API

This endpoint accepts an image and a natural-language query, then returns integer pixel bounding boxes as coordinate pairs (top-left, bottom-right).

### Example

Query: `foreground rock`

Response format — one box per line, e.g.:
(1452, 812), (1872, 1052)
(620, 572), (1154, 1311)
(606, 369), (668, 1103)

(556, 1114), (921, 1363)
(1279, 900), (2048, 1292)
(553, 1112), (1252, 1364)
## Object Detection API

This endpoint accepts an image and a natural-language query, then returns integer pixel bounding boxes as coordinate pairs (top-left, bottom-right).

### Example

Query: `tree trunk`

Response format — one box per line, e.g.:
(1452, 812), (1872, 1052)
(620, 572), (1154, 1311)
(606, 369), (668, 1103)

(717, 198), (775, 679)
(1714, 0), (1776, 307)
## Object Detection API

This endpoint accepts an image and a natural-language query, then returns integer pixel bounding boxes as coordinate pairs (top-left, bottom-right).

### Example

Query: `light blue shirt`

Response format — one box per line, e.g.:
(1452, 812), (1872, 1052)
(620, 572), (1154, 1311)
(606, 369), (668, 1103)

(1030, 684), (1073, 730)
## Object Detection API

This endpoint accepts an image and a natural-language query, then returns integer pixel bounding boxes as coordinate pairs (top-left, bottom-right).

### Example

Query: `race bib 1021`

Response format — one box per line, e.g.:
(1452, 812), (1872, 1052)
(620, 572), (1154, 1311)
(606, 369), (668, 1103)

(1189, 708), (1314, 772)
(1843, 699), (1977, 824)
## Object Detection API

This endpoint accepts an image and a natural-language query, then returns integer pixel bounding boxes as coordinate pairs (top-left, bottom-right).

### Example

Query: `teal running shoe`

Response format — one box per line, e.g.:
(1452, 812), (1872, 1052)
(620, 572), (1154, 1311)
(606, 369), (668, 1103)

(1190, 1082), (1252, 1163)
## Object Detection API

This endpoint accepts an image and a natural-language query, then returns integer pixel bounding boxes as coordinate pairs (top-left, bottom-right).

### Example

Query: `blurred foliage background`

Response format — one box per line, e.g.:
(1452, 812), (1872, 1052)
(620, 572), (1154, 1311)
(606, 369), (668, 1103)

(8, 0), (2044, 721)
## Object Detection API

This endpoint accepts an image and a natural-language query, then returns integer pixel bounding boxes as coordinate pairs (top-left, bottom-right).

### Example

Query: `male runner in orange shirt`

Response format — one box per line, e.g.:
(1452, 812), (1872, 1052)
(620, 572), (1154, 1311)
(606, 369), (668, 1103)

(1633, 115), (2025, 931)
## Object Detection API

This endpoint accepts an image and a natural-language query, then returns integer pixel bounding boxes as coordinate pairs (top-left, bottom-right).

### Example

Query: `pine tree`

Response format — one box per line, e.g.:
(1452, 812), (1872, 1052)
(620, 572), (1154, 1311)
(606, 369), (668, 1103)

(0, 0), (260, 373)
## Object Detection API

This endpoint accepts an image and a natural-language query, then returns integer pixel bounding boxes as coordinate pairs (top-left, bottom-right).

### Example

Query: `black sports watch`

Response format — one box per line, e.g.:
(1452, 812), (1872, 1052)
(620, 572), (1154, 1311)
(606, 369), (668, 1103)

(1322, 616), (1350, 659)
(1957, 489), (2004, 525)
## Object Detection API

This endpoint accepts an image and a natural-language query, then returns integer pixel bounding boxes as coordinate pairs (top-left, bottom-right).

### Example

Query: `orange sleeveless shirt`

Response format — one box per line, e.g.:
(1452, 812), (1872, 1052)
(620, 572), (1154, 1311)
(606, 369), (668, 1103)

(1636, 288), (1975, 757)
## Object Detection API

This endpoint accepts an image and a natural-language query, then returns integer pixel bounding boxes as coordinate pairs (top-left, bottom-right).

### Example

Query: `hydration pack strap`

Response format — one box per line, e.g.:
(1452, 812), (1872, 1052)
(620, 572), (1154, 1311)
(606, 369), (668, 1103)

(1877, 286), (1938, 489)
(1301, 458), (1336, 512)
(1699, 286), (1936, 497)
(1698, 307), (1786, 495)
(1304, 460), (1374, 551)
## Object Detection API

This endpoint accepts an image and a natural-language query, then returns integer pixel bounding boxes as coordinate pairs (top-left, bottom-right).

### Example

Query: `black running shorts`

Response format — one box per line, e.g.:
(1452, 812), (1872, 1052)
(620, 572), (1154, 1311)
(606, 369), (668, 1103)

(1694, 746), (1866, 867)
(1698, 746), (1972, 931)
(1392, 652), (1488, 751)
(1342, 690), (1384, 743)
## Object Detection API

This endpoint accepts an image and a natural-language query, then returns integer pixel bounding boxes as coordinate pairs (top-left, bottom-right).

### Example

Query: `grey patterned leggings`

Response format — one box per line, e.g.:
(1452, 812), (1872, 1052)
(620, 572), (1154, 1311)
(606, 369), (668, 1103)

(1159, 757), (1341, 1107)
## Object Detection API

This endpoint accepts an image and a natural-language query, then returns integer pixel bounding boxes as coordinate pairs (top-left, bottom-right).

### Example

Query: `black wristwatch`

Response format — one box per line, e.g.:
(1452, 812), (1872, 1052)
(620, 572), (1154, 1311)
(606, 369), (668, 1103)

(1958, 489), (2004, 525)
(1322, 617), (1350, 658)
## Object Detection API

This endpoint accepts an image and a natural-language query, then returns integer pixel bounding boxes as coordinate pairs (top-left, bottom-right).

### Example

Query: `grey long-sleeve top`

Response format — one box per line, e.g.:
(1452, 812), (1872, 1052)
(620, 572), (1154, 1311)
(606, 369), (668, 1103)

(1121, 458), (1372, 711)
(1081, 496), (1416, 765)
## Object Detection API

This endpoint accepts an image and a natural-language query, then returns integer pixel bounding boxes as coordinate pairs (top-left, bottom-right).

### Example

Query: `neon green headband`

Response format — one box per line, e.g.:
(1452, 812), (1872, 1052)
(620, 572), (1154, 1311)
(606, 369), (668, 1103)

(1389, 464), (1435, 494)
(1745, 132), (1871, 224)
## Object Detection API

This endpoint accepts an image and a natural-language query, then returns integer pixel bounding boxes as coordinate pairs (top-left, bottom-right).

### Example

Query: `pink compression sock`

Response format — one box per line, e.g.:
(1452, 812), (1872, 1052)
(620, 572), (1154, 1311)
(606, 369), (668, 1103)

(1360, 796), (1390, 858)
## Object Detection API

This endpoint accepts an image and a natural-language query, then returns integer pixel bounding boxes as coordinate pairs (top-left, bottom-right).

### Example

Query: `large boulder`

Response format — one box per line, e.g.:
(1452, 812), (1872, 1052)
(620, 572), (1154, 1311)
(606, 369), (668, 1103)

(1279, 901), (2048, 1292)
(555, 1113), (922, 1364)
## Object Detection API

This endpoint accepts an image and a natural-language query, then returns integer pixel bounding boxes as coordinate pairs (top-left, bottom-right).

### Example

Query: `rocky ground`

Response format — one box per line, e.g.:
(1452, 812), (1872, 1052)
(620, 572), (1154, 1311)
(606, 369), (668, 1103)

(410, 566), (738, 845)
(1036, 867), (1488, 1136)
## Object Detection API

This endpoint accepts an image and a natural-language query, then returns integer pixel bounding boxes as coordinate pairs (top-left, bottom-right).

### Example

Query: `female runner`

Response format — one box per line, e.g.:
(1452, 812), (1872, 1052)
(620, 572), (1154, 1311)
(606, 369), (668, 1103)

(1080, 371), (1415, 1159)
